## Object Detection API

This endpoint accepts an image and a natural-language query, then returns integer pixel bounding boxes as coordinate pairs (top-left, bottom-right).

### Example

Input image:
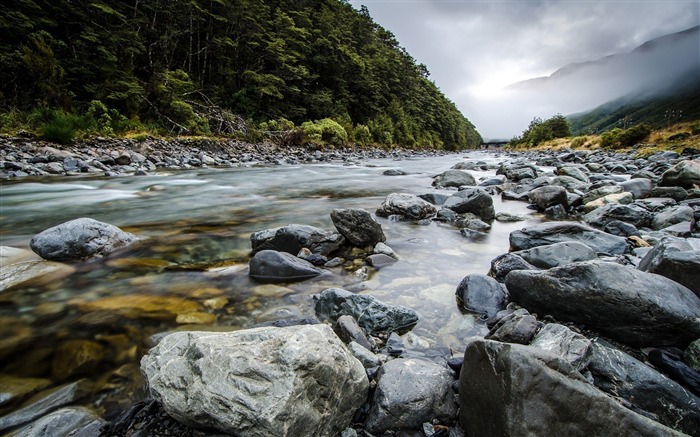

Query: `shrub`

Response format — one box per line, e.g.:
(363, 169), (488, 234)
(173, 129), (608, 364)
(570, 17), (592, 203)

(353, 124), (372, 146)
(301, 118), (347, 147)
(599, 128), (622, 148)
(40, 110), (76, 144)
(570, 136), (586, 148)
(617, 124), (651, 148)
(690, 123), (700, 136)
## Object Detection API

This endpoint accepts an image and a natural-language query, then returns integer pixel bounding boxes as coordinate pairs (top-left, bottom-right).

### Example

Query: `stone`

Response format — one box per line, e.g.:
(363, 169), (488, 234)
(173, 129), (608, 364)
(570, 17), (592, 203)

(660, 159), (700, 188)
(51, 340), (106, 381)
(141, 325), (368, 437)
(528, 185), (568, 210)
(330, 208), (385, 246)
(494, 212), (525, 222)
(432, 169), (476, 188)
(12, 407), (106, 437)
(583, 192), (634, 212)
(455, 274), (507, 318)
(514, 241), (597, 269)
(505, 260), (700, 348)
(0, 375), (51, 408)
(0, 259), (75, 292)
(249, 250), (323, 283)
(638, 237), (700, 296)
(583, 203), (652, 229)
(509, 222), (629, 255)
(376, 193), (437, 220)
(603, 220), (641, 238)
(29, 218), (137, 261)
(314, 288), (419, 335)
(648, 348), (700, 397)
(496, 161), (538, 182)
(418, 193), (449, 206)
(488, 253), (538, 283)
(383, 169), (406, 176)
(443, 188), (495, 220)
(582, 185), (624, 205)
(620, 178), (653, 199)
(588, 340), (700, 435)
(250, 224), (344, 258)
(478, 175), (507, 186)
(77, 295), (200, 321)
(348, 341), (382, 368)
(530, 323), (591, 371)
(459, 228), (488, 240)
(485, 309), (540, 345)
(551, 175), (589, 193)
(365, 358), (457, 434)
(335, 315), (374, 351)
(651, 186), (688, 201)
(365, 254), (398, 268)
(556, 166), (589, 183)
(686, 339), (700, 373)
(651, 205), (695, 230)
(459, 339), (686, 437)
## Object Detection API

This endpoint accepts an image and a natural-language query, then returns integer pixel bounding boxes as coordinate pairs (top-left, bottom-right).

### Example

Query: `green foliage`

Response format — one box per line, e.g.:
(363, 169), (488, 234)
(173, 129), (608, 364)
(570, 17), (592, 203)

(512, 114), (571, 147)
(353, 124), (372, 146)
(39, 109), (78, 144)
(571, 136), (586, 148)
(301, 118), (348, 147)
(690, 123), (700, 135)
(598, 125), (652, 148)
(599, 128), (622, 148)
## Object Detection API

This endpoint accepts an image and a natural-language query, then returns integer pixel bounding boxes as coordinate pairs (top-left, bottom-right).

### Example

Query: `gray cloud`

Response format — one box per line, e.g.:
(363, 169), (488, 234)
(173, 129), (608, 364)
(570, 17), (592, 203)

(349, 0), (700, 138)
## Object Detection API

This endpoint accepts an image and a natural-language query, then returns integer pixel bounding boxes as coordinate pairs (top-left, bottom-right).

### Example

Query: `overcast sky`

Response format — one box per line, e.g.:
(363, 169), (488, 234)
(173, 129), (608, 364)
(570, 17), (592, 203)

(347, 0), (700, 139)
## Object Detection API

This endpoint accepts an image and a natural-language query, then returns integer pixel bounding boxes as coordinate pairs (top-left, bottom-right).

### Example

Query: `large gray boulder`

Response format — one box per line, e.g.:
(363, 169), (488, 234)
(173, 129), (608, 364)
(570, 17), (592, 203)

(660, 160), (700, 188)
(455, 274), (507, 318)
(443, 187), (495, 220)
(250, 224), (344, 257)
(29, 218), (136, 261)
(315, 288), (419, 335)
(459, 339), (686, 436)
(509, 222), (629, 255)
(496, 161), (539, 182)
(588, 340), (700, 436)
(249, 250), (322, 283)
(365, 358), (457, 434)
(505, 260), (700, 348)
(582, 203), (652, 229)
(528, 185), (568, 211)
(638, 238), (700, 297)
(514, 241), (597, 269)
(141, 325), (368, 437)
(620, 178), (653, 199)
(330, 208), (385, 247)
(432, 169), (476, 188)
(650, 205), (695, 230)
(375, 193), (437, 220)
(530, 323), (591, 371)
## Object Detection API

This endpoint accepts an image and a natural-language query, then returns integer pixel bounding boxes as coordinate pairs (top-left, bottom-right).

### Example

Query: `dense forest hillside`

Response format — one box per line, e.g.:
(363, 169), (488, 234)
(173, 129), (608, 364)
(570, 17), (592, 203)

(0, 0), (481, 149)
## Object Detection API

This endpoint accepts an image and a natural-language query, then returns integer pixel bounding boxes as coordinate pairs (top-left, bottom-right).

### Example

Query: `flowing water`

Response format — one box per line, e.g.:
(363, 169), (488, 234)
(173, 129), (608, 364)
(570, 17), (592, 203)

(0, 151), (541, 420)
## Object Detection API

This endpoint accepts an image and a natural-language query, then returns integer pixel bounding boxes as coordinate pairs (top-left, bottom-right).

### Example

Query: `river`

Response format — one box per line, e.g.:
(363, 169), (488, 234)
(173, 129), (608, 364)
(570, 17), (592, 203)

(0, 151), (541, 419)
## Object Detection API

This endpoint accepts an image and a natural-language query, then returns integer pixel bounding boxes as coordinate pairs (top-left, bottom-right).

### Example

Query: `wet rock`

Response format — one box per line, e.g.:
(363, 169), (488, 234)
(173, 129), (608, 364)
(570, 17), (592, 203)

(588, 340), (700, 435)
(13, 406), (106, 437)
(651, 186), (688, 201)
(365, 358), (457, 434)
(249, 249), (323, 283)
(528, 185), (568, 211)
(77, 295), (200, 321)
(366, 253), (398, 268)
(29, 218), (137, 261)
(383, 169), (406, 176)
(485, 308), (541, 344)
(603, 220), (642, 237)
(0, 258), (75, 292)
(583, 203), (652, 229)
(496, 161), (538, 182)
(348, 341), (382, 368)
(51, 340), (106, 381)
(175, 312), (217, 324)
(141, 325), (368, 437)
(638, 237), (700, 296)
(509, 222), (629, 255)
(494, 212), (525, 222)
(583, 192), (634, 212)
(551, 175), (589, 193)
(376, 193), (437, 220)
(582, 185), (624, 204)
(331, 208), (385, 246)
(459, 228), (488, 240)
(620, 178), (653, 199)
(443, 188), (495, 220)
(686, 339), (700, 373)
(651, 205), (695, 230)
(530, 324), (591, 371)
(660, 159), (700, 188)
(432, 169), (476, 188)
(335, 315), (374, 351)
(506, 260), (700, 348)
(455, 274), (507, 318)
(648, 348), (700, 397)
(478, 175), (507, 186)
(314, 288), (419, 335)
(488, 253), (538, 283)
(556, 166), (589, 183)
(418, 193), (449, 206)
(514, 241), (597, 269)
(459, 340), (685, 436)
(250, 224), (344, 258)
(0, 375), (51, 408)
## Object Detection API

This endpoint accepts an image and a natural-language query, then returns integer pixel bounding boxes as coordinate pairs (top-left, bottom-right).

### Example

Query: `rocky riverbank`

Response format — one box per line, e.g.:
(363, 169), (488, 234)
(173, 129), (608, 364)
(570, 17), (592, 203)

(1, 142), (700, 436)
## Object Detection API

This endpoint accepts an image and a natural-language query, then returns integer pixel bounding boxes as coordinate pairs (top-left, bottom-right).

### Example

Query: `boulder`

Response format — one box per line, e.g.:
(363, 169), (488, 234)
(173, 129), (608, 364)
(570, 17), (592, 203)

(509, 222), (629, 255)
(250, 224), (344, 257)
(443, 188), (495, 220)
(330, 208), (385, 246)
(528, 185), (568, 211)
(141, 325), (368, 437)
(620, 178), (653, 199)
(514, 241), (597, 269)
(505, 260), (700, 348)
(556, 166), (589, 182)
(660, 160), (700, 188)
(651, 186), (688, 201)
(432, 169), (476, 188)
(638, 238), (700, 296)
(455, 274), (507, 318)
(314, 288), (419, 335)
(488, 253), (538, 283)
(459, 339), (686, 436)
(603, 220), (642, 238)
(375, 193), (437, 220)
(485, 309), (540, 345)
(648, 348), (700, 397)
(249, 250), (323, 283)
(650, 205), (695, 230)
(496, 161), (539, 181)
(530, 323), (591, 371)
(29, 218), (137, 261)
(12, 407), (105, 437)
(365, 358), (457, 434)
(582, 185), (624, 204)
(551, 175), (589, 193)
(582, 192), (634, 213)
(583, 203), (652, 229)
(588, 340), (700, 435)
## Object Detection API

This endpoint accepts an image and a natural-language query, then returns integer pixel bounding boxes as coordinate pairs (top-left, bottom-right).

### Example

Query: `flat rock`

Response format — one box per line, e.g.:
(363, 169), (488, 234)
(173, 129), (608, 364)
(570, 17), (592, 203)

(651, 205), (695, 230)
(249, 250), (323, 283)
(13, 407), (105, 437)
(638, 238), (700, 297)
(583, 203), (652, 229)
(509, 222), (629, 255)
(514, 241), (597, 269)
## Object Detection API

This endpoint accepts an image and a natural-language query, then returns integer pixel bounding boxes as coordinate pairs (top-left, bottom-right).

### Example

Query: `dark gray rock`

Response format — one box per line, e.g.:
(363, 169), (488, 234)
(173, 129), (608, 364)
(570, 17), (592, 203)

(13, 407), (105, 437)
(556, 166), (589, 182)
(638, 237), (700, 296)
(588, 340), (700, 435)
(478, 175), (507, 186)
(365, 253), (398, 268)
(687, 339), (700, 373)
(141, 325), (368, 437)
(496, 161), (539, 182)
(443, 188), (495, 220)
(383, 169), (406, 176)
(459, 339), (683, 437)
(418, 193), (449, 206)
(459, 228), (488, 240)
(634, 197), (677, 212)
(376, 193), (437, 220)
(250, 224), (344, 257)
(648, 348), (700, 397)
(530, 323), (591, 371)
(509, 222), (629, 255)
(660, 160), (700, 188)
(314, 288), (419, 335)
(455, 274), (507, 318)
(583, 203), (652, 229)
(488, 253), (538, 283)
(514, 241), (597, 269)
(551, 175), (589, 193)
(365, 358), (457, 434)
(29, 218), (136, 261)
(335, 315), (374, 351)
(506, 260), (700, 348)
(582, 185), (624, 204)
(604, 220), (642, 238)
(330, 208), (385, 247)
(620, 178), (653, 199)
(485, 308), (541, 344)
(432, 169), (476, 188)
(651, 186), (688, 201)
(528, 185), (568, 211)
(249, 250), (323, 283)
(651, 205), (695, 230)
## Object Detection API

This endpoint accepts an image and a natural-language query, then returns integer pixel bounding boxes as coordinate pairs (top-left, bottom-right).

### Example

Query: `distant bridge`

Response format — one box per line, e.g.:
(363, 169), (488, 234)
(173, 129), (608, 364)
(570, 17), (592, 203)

(481, 140), (508, 149)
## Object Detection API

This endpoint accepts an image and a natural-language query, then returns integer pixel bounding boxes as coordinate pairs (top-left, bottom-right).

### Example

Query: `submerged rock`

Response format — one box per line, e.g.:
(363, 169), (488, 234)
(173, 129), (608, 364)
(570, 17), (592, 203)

(249, 250), (323, 283)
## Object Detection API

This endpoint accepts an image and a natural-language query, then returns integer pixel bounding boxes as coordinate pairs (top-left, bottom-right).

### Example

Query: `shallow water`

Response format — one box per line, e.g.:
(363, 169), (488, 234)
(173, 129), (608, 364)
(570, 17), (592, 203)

(0, 151), (541, 419)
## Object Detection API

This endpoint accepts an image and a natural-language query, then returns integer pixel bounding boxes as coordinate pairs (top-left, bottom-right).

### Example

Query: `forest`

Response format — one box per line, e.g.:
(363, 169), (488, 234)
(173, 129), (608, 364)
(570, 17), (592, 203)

(0, 0), (481, 149)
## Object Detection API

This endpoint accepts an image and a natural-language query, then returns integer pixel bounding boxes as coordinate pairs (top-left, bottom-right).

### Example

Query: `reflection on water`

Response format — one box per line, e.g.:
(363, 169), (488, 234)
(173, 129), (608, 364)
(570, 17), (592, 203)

(0, 151), (541, 419)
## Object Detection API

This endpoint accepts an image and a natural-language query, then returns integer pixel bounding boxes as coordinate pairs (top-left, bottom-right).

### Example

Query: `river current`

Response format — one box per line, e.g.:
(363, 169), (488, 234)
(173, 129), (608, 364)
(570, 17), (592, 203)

(0, 151), (541, 418)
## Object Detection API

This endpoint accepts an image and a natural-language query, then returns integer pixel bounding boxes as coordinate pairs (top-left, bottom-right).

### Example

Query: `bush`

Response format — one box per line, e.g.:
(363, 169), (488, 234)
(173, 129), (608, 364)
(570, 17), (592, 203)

(301, 118), (347, 147)
(600, 125), (651, 149)
(570, 136), (586, 148)
(599, 128), (622, 148)
(40, 110), (76, 144)
(690, 123), (700, 136)
(353, 124), (372, 146)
